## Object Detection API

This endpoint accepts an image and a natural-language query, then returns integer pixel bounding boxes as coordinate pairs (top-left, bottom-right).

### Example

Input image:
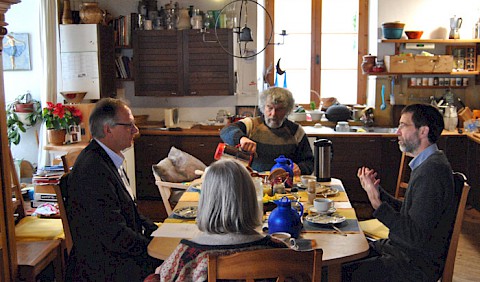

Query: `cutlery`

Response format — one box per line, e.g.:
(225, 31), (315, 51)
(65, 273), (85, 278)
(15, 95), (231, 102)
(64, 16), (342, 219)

(380, 84), (386, 110)
(330, 224), (347, 236)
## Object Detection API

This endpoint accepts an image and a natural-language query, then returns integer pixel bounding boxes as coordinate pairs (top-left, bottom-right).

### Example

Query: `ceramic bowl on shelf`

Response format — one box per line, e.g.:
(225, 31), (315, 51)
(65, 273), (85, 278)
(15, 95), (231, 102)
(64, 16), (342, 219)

(288, 112), (307, 122)
(382, 22), (405, 39)
(405, 31), (423, 39)
(60, 91), (87, 104)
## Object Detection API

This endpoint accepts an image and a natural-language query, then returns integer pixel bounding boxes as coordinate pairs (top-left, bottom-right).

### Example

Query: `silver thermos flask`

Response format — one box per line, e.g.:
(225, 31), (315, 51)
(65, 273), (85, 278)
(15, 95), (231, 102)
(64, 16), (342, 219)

(314, 139), (333, 182)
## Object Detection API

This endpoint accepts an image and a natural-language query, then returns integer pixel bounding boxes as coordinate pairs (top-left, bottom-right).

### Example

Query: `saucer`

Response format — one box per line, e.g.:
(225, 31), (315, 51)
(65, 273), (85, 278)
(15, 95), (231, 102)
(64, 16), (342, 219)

(308, 206), (336, 216)
(173, 206), (197, 219)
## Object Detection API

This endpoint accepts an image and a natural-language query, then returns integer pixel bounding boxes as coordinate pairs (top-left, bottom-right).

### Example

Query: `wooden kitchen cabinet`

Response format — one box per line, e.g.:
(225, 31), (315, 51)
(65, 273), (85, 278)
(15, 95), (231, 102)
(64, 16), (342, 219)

(133, 29), (234, 97)
(327, 137), (383, 203)
(467, 138), (479, 209)
(134, 134), (221, 200)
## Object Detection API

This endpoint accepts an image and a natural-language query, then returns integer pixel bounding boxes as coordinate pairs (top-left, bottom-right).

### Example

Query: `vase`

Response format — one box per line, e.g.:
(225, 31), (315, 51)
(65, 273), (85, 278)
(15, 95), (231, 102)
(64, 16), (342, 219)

(361, 54), (376, 74)
(62, 0), (74, 24)
(176, 8), (191, 30)
(79, 2), (104, 24)
(47, 129), (67, 146)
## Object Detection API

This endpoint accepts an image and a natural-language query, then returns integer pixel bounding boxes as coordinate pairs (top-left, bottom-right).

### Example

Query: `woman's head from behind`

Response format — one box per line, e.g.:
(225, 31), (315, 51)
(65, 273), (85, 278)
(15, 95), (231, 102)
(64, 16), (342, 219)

(197, 159), (260, 234)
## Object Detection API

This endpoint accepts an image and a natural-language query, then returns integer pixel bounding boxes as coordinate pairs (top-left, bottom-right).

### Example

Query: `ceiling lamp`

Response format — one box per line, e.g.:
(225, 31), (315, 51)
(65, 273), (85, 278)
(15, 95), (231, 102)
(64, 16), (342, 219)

(206, 0), (286, 59)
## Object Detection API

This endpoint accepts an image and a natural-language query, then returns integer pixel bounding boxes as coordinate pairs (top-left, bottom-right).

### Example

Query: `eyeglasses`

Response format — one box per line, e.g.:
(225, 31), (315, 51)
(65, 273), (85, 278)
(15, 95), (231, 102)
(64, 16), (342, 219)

(113, 122), (137, 129)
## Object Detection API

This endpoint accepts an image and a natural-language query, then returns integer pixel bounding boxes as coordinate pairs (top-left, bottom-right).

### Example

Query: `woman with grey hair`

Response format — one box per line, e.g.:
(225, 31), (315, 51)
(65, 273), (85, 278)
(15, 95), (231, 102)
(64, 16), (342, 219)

(148, 159), (286, 282)
(220, 87), (314, 175)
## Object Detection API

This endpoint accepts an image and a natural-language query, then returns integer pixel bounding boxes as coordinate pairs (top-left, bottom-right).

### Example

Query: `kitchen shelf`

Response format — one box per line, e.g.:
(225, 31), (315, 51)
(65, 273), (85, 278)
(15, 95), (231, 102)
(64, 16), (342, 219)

(408, 86), (467, 89)
(367, 71), (478, 76)
(379, 39), (480, 44)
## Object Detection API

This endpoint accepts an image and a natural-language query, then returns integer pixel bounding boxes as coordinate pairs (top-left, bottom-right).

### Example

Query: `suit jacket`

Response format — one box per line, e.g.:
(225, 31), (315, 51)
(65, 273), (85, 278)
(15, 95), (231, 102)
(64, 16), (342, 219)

(64, 140), (160, 281)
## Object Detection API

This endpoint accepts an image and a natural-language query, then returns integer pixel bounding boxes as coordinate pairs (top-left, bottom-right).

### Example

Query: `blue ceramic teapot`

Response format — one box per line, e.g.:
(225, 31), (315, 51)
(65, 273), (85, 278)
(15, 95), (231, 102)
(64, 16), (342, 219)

(271, 155), (294, 187)
(268, 196), (304, 238)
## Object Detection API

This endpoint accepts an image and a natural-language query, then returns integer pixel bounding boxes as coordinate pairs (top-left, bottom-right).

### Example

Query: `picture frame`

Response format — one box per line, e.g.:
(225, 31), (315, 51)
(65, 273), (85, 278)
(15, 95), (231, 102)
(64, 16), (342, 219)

(2, 32), (31, 71)
(67, 125), (82, 144)
(236, 106), (260, 117)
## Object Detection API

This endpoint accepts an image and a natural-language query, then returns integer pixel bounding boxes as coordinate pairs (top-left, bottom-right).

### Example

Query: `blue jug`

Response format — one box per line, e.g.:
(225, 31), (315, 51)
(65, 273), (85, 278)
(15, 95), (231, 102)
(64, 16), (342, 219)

(271, 155), (294, 187)
(268, 196), (304, 238)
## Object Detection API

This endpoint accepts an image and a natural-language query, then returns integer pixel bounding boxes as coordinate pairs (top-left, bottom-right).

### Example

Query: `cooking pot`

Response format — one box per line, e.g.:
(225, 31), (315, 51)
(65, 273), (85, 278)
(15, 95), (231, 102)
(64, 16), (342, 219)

(325, 104), (352, 122)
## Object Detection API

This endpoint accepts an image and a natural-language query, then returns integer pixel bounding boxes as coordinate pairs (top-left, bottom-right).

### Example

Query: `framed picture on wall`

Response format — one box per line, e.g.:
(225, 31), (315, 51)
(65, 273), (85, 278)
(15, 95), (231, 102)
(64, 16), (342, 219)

(236, 106), (260, 117)
(2, 32), (31, 71)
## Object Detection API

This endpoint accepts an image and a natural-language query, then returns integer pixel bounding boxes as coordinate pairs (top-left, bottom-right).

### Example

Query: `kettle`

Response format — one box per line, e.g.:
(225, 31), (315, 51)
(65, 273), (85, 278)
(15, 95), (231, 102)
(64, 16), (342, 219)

(271, 155), (294, 187)
(314, 139), (333, 182)
(268, 196), (304, 238)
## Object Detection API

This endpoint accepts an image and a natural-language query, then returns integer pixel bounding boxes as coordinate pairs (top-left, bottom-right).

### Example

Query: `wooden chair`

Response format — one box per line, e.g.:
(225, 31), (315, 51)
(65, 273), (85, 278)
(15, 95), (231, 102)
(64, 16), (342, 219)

(7, 150), (64, 282)
(441, 172), (470, 282)
(53, 173), (73, 280)
(152, 167), (191, 216)
(61, 149), (82, 173)
(207, 248), (323, 282)
(394, 152), (411, 199)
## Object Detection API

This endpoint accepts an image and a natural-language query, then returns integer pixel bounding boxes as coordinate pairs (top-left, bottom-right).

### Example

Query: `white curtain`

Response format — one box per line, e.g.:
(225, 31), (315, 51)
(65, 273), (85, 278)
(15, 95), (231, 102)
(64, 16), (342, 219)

(37, 0), (59, 167)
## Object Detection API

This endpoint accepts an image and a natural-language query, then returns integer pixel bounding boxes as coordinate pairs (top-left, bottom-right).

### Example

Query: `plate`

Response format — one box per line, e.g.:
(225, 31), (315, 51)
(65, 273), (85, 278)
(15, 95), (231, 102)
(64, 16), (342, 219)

(316, 187), (339, 197)
(304, 214), (346, 225)
(173, 206), (198, 219)
(308, 206), (336, 216)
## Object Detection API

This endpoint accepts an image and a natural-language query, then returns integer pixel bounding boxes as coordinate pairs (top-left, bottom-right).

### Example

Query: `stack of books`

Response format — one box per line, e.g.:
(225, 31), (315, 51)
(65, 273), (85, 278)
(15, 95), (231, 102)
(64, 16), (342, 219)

(31, 165), (63, 208)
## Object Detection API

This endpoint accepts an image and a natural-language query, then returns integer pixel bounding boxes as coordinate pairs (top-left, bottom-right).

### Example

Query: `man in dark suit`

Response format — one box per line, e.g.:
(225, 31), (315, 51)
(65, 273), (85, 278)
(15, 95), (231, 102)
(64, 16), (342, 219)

(64, 98), (161, 281)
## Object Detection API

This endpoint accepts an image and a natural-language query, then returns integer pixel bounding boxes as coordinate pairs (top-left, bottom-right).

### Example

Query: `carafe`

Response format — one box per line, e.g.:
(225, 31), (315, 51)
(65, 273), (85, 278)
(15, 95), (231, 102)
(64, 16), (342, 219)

(443, 105), (458, 131)
(449, 16), (463, 39)
(268, 196), (304, 238)
(271, 155), (294, 187)
(314, 139), (333, 182)
(176, 8), (191, 30)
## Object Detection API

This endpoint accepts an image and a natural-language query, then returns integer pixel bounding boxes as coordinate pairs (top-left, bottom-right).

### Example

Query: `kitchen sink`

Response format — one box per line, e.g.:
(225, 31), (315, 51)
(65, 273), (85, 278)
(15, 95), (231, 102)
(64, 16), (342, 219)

(350, 126), (398, 134)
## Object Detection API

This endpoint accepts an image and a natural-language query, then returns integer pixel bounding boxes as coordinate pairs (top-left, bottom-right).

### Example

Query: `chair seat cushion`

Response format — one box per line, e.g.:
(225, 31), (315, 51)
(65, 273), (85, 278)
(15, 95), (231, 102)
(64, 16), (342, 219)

(359, 219), (390, 240)
(15, 216), (64, 241)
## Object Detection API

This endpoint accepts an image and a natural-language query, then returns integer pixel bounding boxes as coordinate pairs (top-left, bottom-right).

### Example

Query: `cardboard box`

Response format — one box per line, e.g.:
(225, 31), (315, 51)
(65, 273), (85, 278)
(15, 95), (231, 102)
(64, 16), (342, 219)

(385, 55), (415, 73)
(414, 55), (453, 73)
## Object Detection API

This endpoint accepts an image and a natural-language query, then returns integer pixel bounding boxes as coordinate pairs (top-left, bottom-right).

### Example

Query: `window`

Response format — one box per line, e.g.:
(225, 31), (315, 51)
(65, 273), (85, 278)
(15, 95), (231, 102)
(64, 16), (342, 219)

(266, 0), (368, 105)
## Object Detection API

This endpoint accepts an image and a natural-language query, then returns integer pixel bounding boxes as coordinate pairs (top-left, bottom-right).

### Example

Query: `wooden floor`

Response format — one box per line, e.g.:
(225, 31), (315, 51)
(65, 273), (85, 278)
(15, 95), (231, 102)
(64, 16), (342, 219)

(453, 207), (480, 282)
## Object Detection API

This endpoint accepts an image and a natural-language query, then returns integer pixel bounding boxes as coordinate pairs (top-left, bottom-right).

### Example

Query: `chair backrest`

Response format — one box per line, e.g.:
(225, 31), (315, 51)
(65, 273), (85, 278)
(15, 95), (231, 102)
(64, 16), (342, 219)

(442, 172), (470, 282)
(152, 166), (190, 216)
(61, 149), (82, 173)
(54, 173), (73, 256)
(394, 152), (412, 199)
(207, 248), (322, 282)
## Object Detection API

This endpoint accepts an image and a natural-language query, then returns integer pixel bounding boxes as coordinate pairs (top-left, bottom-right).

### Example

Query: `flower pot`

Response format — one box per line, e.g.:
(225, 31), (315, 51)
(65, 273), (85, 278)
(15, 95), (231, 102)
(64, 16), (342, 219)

(14, 103), (34, 113)
(47, 129), (67, 145)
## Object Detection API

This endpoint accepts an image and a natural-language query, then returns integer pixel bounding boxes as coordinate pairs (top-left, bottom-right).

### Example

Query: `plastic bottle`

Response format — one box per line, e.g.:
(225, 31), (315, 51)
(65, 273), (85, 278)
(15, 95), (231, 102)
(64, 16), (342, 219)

(254, 177), (264, 222)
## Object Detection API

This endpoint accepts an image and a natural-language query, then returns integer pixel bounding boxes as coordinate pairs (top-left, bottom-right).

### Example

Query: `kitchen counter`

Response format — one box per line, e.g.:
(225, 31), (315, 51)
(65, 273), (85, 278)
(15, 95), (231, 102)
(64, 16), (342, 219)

(138, 122), (466, 138)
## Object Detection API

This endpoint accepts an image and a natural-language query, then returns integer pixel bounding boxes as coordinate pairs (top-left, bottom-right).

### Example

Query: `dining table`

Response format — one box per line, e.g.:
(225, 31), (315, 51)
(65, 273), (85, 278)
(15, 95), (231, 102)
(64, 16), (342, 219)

(148, 178), (370, 282)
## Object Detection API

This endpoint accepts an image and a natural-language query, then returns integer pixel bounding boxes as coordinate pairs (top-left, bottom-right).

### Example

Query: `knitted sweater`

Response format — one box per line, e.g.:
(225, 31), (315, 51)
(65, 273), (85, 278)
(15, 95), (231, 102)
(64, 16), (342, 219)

(156, 236), (287, 282)
(374, 151), (455, 279)
(219, 116), (314, 174)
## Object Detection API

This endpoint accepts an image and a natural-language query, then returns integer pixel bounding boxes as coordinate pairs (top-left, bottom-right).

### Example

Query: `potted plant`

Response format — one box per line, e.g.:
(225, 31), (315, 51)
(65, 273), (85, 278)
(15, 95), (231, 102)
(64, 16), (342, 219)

(6, 92), (42, 145)
(42, 102), (82, 145)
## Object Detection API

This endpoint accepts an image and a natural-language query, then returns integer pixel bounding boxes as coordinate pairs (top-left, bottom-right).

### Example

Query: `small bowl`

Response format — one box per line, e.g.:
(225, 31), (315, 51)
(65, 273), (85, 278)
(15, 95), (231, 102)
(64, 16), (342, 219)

(405, 31), (423, 39)
(382, 22), (405, 39)
(288, 112), (306, 122)
(300, 175), (316, 186)
(308, 110), (324, 121)
(60, 91), (87, 104)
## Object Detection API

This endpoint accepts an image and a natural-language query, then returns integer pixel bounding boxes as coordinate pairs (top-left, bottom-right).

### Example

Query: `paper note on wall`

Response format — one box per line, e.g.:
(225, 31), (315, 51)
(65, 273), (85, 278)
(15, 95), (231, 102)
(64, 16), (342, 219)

(61, 52), (100, 100)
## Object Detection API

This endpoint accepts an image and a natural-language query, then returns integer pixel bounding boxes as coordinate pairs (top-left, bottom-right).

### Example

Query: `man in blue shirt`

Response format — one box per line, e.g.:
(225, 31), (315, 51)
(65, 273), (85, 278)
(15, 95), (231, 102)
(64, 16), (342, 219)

(343, 104), (456, 281)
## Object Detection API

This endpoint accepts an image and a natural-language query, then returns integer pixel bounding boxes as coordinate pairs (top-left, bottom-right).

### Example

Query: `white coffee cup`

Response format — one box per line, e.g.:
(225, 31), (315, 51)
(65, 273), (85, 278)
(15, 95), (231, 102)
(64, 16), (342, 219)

(314, 198), (334, 213)
(270, 232), (297, 249)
